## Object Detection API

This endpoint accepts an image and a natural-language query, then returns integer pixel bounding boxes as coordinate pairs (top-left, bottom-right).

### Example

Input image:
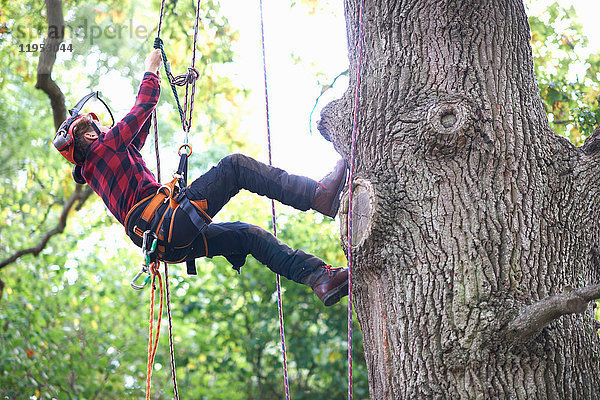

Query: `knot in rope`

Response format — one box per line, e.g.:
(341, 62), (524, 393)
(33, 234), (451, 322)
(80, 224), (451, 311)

(172, 67), (200, 86)
(152, 36), (195, 133)
(153, 37), (164, 50)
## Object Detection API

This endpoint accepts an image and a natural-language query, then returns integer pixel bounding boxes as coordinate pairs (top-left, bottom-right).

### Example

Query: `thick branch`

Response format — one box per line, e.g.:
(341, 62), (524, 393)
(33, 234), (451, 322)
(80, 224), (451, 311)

(581, 125), (600, 155)
(0, 185), (93, 270)
(317, 96), (352, 157)
(507, 284), (600, 345)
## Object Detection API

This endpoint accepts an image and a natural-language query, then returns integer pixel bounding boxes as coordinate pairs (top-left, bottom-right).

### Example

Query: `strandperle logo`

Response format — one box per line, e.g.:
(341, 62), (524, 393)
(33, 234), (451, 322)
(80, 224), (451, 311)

(8, 18), (150, 45)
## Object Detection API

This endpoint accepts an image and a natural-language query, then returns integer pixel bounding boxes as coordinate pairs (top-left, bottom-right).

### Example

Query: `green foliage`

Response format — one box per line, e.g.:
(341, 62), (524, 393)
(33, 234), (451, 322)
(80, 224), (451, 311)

(1, 235), (151, 399)
(527, 1), (600, 145)
(0, 0), (366, 398)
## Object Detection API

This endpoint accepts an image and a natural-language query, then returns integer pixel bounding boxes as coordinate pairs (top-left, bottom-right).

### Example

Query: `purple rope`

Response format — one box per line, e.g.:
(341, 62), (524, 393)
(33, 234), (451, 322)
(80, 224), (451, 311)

(348, 0), (366, 399)
(164, 263), (180, 400)
(152, 111), (161, 183)
(182, 0), (203, 140)
(259, 0), (290, 399)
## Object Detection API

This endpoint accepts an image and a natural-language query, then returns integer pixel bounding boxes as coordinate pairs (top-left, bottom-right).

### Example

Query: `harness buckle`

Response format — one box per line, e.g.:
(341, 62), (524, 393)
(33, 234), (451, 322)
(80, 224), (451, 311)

(157, 184), (172, 203)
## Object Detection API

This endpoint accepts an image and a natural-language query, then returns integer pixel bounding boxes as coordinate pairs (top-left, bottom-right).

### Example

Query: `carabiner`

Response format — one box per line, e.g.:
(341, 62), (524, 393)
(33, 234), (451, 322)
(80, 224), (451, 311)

(131, 265), (151, 290)
(142, 230), (158, 255)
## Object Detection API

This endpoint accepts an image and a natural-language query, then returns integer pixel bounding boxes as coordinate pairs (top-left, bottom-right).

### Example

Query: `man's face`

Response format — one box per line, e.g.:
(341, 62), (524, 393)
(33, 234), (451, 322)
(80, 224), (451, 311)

(73, 113), (109, 142)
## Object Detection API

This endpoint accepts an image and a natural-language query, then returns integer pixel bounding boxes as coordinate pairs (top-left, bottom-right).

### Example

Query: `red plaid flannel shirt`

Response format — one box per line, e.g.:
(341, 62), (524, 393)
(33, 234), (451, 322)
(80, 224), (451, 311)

(82, 72), (161, 225)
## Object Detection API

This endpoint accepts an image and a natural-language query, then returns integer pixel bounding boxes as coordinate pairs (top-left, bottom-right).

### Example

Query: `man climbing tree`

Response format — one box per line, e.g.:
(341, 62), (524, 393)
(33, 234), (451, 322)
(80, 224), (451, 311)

(52, 48), (350, 306)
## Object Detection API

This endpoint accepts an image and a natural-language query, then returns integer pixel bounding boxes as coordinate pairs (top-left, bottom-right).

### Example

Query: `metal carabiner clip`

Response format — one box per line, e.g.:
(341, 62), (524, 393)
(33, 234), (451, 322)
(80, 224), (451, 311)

(133, 231), (158, 290)
(131, 265), (151, 290)
(142, 230), (158, 255)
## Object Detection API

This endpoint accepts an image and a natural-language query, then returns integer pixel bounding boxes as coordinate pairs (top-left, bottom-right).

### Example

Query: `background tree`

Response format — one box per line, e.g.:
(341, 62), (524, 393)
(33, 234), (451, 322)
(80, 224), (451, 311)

(318, 0), (600, 398)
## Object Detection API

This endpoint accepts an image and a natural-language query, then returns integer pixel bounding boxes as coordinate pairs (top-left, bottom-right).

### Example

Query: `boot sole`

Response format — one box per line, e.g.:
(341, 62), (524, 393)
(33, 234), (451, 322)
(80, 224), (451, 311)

(322, 280), (349, 306)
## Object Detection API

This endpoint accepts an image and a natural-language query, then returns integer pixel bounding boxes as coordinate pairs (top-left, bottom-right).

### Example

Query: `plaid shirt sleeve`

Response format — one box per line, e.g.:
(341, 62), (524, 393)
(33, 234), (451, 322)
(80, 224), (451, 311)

(82, 72), (162, 225)
(131, 115), (152, 150)
(102, 72), (160, 151)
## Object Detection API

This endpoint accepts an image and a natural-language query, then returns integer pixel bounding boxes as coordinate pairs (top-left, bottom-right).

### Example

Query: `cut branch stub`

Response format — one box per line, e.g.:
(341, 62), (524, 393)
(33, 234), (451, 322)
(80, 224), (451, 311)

(425, 99), (473, 156)
(340, 178), (376, 251)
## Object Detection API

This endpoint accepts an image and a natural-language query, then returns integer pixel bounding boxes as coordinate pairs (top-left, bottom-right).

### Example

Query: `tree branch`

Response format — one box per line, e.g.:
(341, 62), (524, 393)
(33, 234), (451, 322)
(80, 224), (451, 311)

(0, 185), (93, 270)
(581, 125), (600, 155)
(507, 284), (600, 345)
(35, 0), (66, 130)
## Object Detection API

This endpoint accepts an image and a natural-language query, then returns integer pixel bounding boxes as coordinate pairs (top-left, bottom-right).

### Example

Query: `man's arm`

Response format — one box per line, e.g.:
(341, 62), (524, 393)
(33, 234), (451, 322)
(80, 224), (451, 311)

(131, 116), (152, 151)
(101, 50), (162, 151)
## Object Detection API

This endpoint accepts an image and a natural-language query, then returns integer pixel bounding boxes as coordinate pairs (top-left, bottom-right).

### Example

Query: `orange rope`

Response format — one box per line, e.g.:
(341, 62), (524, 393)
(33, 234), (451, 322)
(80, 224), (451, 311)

(146, 262), (164, 400)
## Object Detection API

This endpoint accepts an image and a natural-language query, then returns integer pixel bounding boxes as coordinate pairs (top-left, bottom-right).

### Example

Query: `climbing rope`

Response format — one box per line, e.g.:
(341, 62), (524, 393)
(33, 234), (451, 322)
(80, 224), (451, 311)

(146, 262), (164, 400)
(347, 0), (366, 399)
(154, 0), (202, 139)
(259, 1), (291, 399)
(163, 263), (180, 399)
(142, 1), (204, 399)
(152, 111), (161, 183)
(181, 0), (202, 144)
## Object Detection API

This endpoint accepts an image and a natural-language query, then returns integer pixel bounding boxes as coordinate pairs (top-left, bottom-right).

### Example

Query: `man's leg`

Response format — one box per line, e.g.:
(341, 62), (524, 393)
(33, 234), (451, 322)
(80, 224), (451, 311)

(183, 154), (349, 305)
(185, 153), (347, 219)
(191, 221), (323, 283)
(187, 221), (349, 305)
(186, 153), (316, 218)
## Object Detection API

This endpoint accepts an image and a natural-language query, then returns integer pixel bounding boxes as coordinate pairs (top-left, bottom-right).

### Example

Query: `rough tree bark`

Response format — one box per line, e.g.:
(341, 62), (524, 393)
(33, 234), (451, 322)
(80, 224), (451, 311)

(320, 0), (600, 398)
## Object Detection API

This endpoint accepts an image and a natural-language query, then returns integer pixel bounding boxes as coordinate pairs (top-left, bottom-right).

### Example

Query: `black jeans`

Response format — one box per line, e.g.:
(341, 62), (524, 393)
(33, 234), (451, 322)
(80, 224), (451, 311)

(183, 153), (324, 283)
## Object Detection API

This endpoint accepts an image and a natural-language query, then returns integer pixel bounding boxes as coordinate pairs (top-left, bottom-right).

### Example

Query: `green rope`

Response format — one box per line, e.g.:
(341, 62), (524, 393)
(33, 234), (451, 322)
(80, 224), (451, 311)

(154, 37), (188, 131)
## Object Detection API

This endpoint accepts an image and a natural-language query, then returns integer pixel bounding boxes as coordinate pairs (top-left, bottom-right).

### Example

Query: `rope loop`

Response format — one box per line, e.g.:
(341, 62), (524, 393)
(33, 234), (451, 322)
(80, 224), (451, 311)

(172, 67), (200, 86)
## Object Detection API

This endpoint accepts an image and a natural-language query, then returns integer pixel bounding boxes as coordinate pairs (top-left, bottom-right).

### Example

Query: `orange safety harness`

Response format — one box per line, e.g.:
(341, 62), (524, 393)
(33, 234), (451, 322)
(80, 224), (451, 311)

(125, 146), (212, 274)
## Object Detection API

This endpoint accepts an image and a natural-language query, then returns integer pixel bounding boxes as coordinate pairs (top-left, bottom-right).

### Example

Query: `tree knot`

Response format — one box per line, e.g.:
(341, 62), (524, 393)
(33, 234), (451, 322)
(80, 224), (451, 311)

(425, 97), (474, 157)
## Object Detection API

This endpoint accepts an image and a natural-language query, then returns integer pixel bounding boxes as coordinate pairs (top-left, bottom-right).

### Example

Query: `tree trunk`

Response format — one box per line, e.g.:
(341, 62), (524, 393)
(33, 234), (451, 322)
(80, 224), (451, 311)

(320, 0), (600, 398)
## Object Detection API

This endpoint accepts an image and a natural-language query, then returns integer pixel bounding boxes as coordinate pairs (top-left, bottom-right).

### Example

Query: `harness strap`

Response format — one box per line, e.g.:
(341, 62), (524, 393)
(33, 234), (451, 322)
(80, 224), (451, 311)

(185, 260), (197, 275)
(136, 178), (178, 233)
(125, 180), (211, 272)
(141, 188), (170, 225)
(177, 193), (210, 233)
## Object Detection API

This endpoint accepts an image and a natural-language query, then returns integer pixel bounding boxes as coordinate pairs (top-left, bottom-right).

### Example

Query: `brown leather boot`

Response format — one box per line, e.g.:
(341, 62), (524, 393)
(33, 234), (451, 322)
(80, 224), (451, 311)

(312, 159), (348, 218)
(303, 265), (349, 306)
